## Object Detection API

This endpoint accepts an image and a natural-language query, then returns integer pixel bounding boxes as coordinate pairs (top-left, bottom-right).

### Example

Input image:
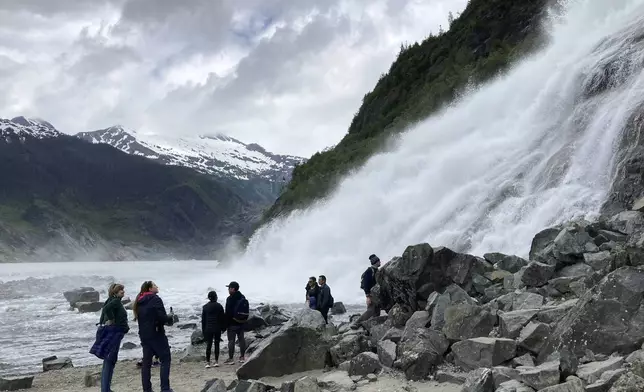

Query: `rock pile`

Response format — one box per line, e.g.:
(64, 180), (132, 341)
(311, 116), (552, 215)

(226, 209), (644, 392)
(62, 287), (103, 313)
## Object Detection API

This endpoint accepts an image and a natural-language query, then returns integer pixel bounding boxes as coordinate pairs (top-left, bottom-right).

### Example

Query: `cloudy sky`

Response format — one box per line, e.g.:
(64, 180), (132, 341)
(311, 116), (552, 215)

(0, 0), (466, 156)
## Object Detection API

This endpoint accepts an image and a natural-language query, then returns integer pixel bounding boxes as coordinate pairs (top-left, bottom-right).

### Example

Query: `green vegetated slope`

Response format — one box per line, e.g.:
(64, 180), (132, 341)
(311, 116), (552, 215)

(0, 134), (251, 260)
(263, 0), (549, 222)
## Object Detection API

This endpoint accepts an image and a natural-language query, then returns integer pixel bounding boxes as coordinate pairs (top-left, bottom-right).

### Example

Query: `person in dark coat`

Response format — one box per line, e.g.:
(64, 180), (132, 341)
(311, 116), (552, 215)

(132, 281), (175, 392)
(201, 290), (225, 368)
(305, 277), (320, 310)
(223, 281), (248, 365)
(351, 254), (382, 329)
(90, 283), (129, 392)
(317, 275), (333, 324)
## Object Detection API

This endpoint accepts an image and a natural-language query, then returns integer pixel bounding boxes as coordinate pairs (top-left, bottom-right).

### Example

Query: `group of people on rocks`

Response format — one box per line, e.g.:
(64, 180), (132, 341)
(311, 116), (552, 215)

(90, 280), (249, 392)
(90, 254), (384, 392)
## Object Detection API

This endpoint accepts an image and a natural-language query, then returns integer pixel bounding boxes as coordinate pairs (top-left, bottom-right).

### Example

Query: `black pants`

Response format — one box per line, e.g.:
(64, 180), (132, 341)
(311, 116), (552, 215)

(227, 327), (246, 359)
(204, 330), (221, 363)
(319, 307), (330, 324)
(140, 335), (171, 392)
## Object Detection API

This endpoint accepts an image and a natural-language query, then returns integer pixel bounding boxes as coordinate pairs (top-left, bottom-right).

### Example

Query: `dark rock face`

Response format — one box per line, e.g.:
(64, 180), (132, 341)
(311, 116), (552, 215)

(63, 288), (99, 306)
(236, 309), (331, 380)
(539, 267), (644, 361)
(375, 244), (477, 312)
(451, 338), (517, 370)
(396, 328), (449, 380)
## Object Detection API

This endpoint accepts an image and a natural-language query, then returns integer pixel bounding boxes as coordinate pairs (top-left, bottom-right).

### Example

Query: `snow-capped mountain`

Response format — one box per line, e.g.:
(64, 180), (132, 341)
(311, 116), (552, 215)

(77, 126), (305, 183)
(1, 116), (60, 140)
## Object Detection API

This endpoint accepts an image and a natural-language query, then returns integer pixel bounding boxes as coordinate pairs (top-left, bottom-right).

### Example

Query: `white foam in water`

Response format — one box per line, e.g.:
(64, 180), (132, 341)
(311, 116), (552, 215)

(3, 0), (644, 377)
(226, 0), (644, 303)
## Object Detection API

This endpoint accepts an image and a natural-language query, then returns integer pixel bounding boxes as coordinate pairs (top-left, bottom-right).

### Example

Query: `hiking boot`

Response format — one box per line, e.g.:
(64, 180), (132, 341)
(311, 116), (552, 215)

(224, 359), (235, 365)
(238, 357), (246, 364)
(213, 362), (219, 367)
(205, 362), (211, 369)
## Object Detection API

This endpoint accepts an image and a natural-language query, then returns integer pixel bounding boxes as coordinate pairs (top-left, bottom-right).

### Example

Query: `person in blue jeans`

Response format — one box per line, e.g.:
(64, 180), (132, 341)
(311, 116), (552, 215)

(92, 283), (129, 392)
(133, 281), (175, 392)
(305, 277), (320, 310)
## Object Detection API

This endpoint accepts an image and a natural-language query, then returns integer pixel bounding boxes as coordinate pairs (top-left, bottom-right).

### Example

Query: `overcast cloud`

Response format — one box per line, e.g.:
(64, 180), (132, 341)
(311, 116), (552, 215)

(0, 0), (467, 156)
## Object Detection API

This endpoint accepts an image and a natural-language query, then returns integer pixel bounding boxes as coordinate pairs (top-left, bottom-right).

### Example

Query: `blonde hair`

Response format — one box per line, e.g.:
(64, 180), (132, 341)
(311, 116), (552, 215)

(108, 283), (124, 297)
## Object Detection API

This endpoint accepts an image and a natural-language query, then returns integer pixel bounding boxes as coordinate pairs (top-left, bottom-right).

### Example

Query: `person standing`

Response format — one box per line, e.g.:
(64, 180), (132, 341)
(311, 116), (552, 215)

(305, 277), (320, 310)
(352, 254), (382, 328)
(91, 283), (129, 392)
(317, 275), (333, 324)
(201, 290), (225, 368)
(132, 281), (175, 392)
(224, 281), (249, 365)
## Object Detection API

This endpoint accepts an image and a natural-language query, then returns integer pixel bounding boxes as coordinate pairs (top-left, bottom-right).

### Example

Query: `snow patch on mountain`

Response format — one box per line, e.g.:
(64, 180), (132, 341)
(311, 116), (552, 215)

(77, 126), (304, 181)
(1, 117), (61, 140)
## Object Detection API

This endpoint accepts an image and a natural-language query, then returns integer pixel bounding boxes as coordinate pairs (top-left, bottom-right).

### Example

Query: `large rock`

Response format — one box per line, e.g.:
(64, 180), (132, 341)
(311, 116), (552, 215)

(375, 244), (477, 311)
(461, 368), (494, 392)
(257, 305), (289, 326)
(42, 356), (73, 372)
(397, 328), (449, 380)
(428, 284), (476, 331)
(608, 372), (644, 391)
(348, 352), (382, 377)
(517, 321), (550, 355)
(200, 378), (227, 392)
(539, 267), (644, 361)
(0, 376), (34, 391)
(442, 303), (497, 341)
(484, 253), (529, 274)
(236, 309), (330, 380)
(388, 304), (413, 328)
(537, 376), (584, 391)
(76, 301), (104, 313)
(517, 361), (560, 390)
(499, 309), (539, 339)
(329, 334), (369, 366)
(294, 376), (320, 392)
(495, 380), (535, 392)
(451, 338), (516, 371)
(63, 287), (99, 306)
(521, 262), (555, 287)
(377, 340), (396, 367)
(331, 302), (346, 315)
(576, 356), (624, 384)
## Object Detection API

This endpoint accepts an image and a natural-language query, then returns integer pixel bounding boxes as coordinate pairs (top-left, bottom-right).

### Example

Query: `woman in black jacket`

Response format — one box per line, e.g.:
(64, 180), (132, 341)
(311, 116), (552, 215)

(201, 290), (225, 368)
(132, 281), (175, 392)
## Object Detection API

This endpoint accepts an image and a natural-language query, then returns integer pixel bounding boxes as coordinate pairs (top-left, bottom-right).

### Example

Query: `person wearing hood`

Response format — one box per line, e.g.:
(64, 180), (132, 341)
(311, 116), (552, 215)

(351, 254), (382, 329)
(90, 283), (129, 392)
(132, 281), (175, 392)
(223, 281), (249, 365)
(201, 290), (225, 368)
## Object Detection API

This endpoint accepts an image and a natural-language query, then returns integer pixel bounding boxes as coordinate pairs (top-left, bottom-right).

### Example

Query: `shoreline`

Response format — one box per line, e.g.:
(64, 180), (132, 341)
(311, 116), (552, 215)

(24, 356), (462, 392)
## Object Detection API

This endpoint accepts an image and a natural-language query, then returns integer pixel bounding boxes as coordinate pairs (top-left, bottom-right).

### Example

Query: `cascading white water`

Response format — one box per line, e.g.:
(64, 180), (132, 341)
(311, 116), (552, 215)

(216, 0), (644, 305)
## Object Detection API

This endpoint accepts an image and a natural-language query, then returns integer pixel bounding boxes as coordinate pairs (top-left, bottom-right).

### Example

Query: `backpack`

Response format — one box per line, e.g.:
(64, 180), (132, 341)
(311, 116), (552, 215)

(360, 267), (371, 290)
(329, 293), (334, 308)
(233, 295), (250, 323)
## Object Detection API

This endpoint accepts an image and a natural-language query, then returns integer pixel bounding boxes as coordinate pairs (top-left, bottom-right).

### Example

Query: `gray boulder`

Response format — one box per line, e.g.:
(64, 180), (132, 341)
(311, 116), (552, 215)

(388, 303), (413, 328)
(461, 368), (494, 392)
(483, 253), (529, 274)
(607, 372), (644, 391)
(0, 376), (34, 391)
(517, 321), (550, 355)
(63, 287), (99, 306)
(42, 356), (73, 372)
(498, 309), (538, 339)
(329, 333), (369, 366)
(536, 376), (584, 391)
(442, 303), (497, 341)
(375, 244), (477, 311)
(76, 302), (104, 313)
(451, 338), (516, 370)
(397, 328), (449, 380)
(377, 340), (396, 368)
(428, 284), (476, 331)
(495, 380), (535, 392)
(294, 376), (320, 392)
(577, 356), (624, 384)
(200, 378), (227, 392)
(348, 352), (381, 377)
(331, 302), (346, 315)
(236, 309), (330, 380)
(539, 267), (644, 361)
(517, 360), (560, 390)
(521, 262), (555, 287)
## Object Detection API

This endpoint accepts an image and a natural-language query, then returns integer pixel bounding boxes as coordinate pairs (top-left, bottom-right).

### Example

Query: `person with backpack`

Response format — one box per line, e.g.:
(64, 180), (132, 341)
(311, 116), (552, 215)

(224, 281), (249, 364)
(132, 281), (175, 392)
(351, 254), (382, 329)
(201, 290), (226, 368)
(317, 275), (333, 324)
